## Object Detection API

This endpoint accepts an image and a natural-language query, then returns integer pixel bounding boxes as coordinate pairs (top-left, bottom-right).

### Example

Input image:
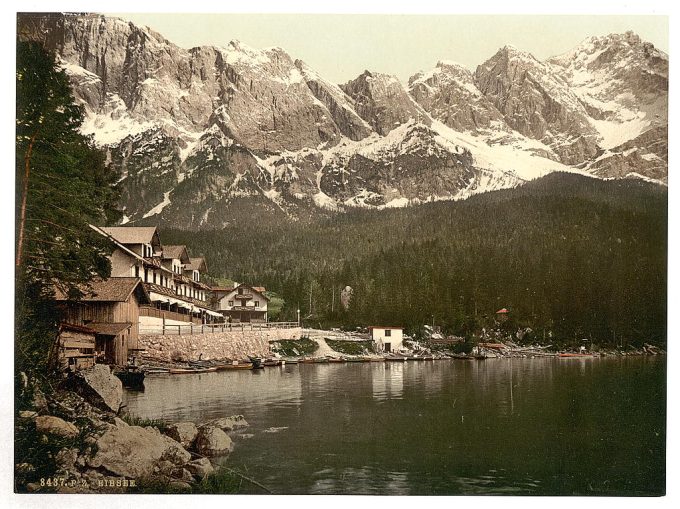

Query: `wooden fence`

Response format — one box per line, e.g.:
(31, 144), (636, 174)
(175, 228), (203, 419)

(139, 321), (299, 336)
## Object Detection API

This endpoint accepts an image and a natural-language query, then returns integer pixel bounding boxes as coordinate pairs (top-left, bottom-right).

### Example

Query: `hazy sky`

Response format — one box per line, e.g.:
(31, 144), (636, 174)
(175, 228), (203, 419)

(111, 13), (668, 83)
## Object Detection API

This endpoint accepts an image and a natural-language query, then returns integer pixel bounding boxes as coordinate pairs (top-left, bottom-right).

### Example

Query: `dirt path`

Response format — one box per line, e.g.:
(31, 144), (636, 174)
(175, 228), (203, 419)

(312, 337), (339, 357)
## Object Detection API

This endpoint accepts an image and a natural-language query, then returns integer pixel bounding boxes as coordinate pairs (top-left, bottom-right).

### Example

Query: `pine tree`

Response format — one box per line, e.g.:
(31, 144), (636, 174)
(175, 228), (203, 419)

(15, 41), (120, 376)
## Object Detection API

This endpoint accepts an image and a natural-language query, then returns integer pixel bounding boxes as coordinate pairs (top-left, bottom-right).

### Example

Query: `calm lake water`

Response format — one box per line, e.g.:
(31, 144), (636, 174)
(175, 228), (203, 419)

(123, 357), (666, 495)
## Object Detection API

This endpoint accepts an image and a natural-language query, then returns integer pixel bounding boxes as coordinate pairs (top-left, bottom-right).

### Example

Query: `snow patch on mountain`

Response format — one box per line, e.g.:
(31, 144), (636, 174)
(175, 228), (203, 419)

(80, 95), (157, 145)
(143, 190), (172, 218)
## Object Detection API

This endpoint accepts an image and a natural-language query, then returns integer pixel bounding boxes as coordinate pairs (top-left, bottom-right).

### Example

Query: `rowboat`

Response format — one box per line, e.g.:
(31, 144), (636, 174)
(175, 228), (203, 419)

(558, 353), (593, 358)
(385, 355), (407, 362)
(327, 357), (345, 363)
(345, 357), (369, 363)
(114, 366), (145, 388)
(144, 368), (170, 375)
(220, 362), (254, 370)
(168, 367), (217, 374)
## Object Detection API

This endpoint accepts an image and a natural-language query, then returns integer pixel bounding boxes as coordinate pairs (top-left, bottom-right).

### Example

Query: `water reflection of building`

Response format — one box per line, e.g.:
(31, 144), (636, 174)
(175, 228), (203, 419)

(372, 363), (404, 401)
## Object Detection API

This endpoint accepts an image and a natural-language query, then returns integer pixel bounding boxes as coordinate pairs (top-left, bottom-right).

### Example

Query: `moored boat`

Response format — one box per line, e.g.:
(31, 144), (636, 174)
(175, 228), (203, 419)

(114, 366), (145, 388)
(168, 367), (217, 374)
(221, 362), (255, 370)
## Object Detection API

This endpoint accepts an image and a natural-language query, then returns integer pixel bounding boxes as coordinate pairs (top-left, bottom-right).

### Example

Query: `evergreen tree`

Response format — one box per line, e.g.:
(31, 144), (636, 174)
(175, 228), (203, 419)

(15, 41), (119, 376)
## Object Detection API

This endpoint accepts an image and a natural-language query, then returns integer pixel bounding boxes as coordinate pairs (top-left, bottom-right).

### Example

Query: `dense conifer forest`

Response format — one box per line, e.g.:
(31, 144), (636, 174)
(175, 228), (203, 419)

(161, 173), (667, 348)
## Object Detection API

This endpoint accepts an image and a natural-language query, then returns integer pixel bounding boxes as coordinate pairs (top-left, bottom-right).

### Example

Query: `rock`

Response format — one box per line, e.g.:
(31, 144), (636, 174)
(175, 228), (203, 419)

(35, 415), (79, 438)
(154, 459), (176, 476)
(19, 410), (38, 419)
(70, 364), (123, 413)
(19, 372), (29, 392)
(32, 388), (48, 412)
(172, 467), (195, 483)
(15, 462), (35, 474)
(164, 422), (199, 448)
(208, 415), (249, 432)
(185, 457), (214, 479)
(88, 425), (191, 478)
(26, 482), (41, 492)
(113, 417), (129, 428)
(194, 426), (233, 456)
(55, 448), (79, 471)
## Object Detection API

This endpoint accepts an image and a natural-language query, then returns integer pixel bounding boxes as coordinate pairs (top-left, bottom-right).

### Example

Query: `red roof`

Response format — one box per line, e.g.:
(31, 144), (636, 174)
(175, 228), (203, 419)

(368, 326), (404, 330)
(496, 308), (508, 314)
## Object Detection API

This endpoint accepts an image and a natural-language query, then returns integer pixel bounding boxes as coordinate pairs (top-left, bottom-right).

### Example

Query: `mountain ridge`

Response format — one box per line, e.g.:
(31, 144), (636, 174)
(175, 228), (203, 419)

(17, 14), (668, 229)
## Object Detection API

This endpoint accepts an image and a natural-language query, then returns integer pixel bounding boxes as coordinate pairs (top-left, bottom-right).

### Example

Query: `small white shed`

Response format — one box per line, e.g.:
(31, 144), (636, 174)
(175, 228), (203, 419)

(369, 326), (404, 353)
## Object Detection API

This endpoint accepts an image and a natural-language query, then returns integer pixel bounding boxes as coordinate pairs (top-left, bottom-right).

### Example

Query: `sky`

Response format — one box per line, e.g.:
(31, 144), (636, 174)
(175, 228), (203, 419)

(110, 13), (668, 83)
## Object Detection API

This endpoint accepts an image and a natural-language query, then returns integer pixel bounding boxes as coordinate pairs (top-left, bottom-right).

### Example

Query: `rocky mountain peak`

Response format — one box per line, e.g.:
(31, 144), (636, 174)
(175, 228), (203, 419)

(409, 60), (503, 133)
(341, 70), (430, 135)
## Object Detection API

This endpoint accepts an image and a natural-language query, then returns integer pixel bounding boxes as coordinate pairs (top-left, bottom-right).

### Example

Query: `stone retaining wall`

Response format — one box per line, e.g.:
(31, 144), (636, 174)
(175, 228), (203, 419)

(139, 327), (302, 361)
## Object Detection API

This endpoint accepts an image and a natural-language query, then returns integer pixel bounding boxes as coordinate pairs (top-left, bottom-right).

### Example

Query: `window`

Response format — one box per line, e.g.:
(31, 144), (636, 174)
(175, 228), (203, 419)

(228, 300), (234, 307)
(153, 272), (157, 284)
(254, 301), (259, 307)
(134, 265), (139, 278)
(144, 268), (148, 282)
(238, 287), (243, 295)
(385, 329), (392, 337)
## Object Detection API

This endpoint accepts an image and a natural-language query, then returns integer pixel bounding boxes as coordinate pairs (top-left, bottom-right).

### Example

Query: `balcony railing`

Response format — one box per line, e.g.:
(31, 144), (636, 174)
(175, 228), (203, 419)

(139, 306), (202, 325)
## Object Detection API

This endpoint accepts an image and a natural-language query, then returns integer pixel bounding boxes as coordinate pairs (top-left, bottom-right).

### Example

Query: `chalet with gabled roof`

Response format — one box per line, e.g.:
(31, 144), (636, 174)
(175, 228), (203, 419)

(91, 225), (222, 327)
(214, 283), (270, 323)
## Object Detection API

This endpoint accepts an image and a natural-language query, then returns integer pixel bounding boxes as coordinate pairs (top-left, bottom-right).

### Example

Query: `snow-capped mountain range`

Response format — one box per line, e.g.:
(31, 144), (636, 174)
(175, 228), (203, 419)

(18, 14), (668, 228)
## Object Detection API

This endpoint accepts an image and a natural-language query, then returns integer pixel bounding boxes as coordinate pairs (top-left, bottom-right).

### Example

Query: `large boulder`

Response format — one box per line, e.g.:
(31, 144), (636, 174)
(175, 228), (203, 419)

(194, 426), (233, 457)
(35, 415), (79, 438)
(164, 422), (199, 449)
(208, 415), (249, 432)
(185, 457), (214, 479)
(88, 424), (191, 478)
(70, 364), (123, 413)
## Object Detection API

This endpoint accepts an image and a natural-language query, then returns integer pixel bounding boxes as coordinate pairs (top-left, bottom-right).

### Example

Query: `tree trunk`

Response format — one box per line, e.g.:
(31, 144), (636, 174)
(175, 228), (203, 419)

(16, 131), (38, 267)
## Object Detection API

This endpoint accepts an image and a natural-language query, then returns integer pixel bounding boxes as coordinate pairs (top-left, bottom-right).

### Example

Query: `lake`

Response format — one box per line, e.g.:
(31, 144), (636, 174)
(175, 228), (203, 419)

(123, 357), (666, 495)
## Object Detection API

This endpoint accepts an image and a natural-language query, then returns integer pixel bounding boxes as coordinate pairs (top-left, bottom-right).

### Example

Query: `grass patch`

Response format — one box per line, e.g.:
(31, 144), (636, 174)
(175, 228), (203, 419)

(325, 340), (375, 356)
(269, 338), (318, 357)
(132, 467), (269, 494)
(119, 413), (168, 432)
